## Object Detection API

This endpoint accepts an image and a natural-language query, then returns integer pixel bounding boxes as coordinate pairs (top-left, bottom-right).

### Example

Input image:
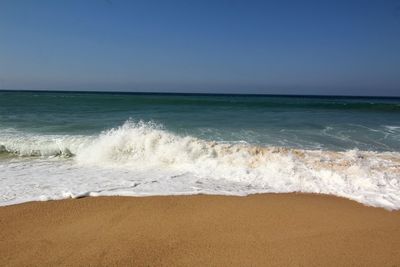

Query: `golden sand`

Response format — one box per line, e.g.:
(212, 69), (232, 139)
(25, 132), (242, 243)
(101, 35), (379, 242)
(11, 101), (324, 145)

(1, 194), (400, 266)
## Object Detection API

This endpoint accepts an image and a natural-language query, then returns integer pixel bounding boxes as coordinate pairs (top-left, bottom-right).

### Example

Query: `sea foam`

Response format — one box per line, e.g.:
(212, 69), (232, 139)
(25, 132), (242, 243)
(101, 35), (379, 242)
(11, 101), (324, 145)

(1, 121), (400, 209)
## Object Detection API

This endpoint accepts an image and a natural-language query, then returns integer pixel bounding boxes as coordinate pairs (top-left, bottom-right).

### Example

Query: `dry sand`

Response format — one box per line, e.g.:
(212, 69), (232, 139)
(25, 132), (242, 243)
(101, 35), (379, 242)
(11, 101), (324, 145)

(1, 193), (400, 266)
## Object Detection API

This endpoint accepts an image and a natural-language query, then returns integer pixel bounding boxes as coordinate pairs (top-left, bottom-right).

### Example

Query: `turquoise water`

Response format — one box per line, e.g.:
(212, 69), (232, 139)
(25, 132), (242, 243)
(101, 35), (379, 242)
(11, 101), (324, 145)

(1, 91), (400, 209)
(1, 91), (399, 151)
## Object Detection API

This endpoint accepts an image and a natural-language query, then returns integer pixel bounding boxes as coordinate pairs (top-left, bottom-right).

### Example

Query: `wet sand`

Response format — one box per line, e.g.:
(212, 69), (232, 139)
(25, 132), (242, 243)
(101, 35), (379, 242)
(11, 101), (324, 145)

(1, 193), (400, 266)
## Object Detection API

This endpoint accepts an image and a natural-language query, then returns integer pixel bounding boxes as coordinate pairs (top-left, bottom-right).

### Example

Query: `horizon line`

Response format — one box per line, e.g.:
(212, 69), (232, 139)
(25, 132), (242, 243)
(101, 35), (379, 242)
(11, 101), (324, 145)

(1, 89), (400, 99)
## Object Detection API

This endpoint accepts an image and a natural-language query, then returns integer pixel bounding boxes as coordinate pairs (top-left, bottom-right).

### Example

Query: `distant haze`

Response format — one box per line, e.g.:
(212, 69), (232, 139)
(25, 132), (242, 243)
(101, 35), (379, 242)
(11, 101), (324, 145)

(0, 0), (400, 96)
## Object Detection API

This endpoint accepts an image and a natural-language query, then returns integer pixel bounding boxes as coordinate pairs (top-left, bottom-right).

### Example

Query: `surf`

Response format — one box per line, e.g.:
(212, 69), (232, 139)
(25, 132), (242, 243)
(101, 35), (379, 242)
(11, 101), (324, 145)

(1, 120), (400, 209)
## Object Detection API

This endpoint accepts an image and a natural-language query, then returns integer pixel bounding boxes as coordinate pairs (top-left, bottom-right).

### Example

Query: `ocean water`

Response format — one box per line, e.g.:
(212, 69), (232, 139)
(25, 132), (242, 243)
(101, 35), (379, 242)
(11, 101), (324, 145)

(1, 91), (400, 209)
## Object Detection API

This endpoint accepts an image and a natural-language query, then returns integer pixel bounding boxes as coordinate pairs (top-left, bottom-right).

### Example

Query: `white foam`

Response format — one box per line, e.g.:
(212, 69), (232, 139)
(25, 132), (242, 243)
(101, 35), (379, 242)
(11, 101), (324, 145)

(0, 121), (400, 209)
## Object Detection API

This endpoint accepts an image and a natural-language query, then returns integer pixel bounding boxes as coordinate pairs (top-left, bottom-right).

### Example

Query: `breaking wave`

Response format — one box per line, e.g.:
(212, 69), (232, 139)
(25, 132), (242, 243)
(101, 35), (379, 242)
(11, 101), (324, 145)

(1, 121), (400, 209)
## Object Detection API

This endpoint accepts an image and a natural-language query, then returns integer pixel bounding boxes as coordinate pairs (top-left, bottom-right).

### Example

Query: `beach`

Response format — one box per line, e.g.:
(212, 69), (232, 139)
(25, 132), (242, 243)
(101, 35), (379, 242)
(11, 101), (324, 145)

(1, 193), (400, 266)
(1, 92), (400, 266)
(2, 1), (400, 265)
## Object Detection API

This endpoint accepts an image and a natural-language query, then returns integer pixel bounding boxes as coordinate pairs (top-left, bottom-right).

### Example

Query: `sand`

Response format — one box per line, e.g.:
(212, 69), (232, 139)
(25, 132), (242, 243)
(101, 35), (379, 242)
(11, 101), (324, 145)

(1, 194), (400, 266)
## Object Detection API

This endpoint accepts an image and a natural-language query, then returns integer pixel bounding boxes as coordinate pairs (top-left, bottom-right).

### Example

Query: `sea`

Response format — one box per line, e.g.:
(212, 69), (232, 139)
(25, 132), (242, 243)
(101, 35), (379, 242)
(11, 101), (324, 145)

(1, 91), (399, 209)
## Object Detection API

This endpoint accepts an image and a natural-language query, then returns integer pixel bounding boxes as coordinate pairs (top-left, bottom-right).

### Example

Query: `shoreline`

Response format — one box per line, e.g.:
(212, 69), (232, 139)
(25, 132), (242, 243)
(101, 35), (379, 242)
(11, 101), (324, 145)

(1, 193), (400, 266)
(0, 191), (397, 210)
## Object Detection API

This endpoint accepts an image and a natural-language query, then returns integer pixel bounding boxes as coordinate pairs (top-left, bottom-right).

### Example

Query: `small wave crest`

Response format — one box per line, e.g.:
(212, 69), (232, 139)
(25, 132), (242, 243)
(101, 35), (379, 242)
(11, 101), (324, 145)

(0, 129), (91, 157)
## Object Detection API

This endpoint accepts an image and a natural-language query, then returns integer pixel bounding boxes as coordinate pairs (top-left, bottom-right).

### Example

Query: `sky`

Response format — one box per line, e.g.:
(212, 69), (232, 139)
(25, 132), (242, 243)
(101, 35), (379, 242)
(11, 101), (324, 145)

(0, 0), (400, 96)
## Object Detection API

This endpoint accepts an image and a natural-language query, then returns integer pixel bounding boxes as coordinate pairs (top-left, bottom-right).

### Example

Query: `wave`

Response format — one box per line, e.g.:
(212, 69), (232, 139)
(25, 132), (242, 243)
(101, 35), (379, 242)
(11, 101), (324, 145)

(1, 121), (400, 209)
(133, 98), (400, 112)
(0, 129), (91, 157)
(3, 92), (400, 112)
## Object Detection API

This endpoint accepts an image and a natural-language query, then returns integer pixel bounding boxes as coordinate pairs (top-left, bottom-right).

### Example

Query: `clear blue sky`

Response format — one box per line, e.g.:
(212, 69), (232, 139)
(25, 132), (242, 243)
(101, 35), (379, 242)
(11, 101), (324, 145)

(1, 0), (400, 96)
